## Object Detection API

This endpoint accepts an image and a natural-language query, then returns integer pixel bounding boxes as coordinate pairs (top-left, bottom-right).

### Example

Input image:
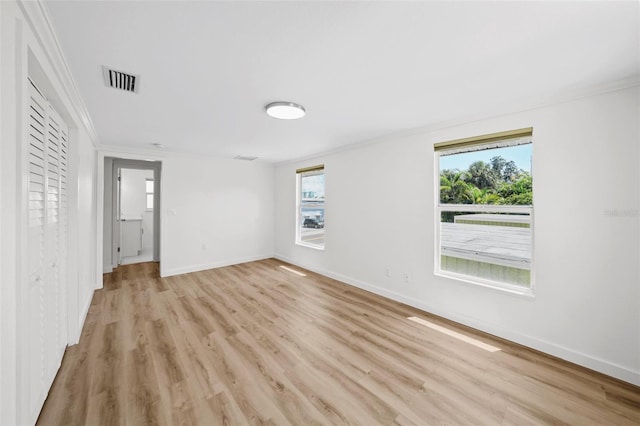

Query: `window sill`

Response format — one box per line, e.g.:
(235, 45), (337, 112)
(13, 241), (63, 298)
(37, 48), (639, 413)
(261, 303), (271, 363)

(435, 271), (535, 300)
(295, 241), (325, 251)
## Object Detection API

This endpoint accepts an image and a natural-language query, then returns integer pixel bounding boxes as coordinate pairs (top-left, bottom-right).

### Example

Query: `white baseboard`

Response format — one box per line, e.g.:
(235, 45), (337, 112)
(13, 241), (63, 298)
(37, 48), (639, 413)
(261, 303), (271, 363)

(69, 288), (94, 346)
(274, 254), (640, 386)
(161, 254), (274, 277)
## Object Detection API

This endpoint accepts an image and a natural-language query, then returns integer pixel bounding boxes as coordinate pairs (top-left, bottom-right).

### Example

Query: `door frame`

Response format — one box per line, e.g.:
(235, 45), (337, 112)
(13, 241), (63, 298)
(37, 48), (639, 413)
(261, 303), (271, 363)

(110, 158), (162, 268)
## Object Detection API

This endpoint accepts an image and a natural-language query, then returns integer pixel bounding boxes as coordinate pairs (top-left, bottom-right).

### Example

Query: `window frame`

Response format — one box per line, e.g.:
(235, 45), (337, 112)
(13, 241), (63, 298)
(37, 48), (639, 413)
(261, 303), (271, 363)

(145, 178), (154, 211)
(296, 165), (325, 250)
(434, 129), (534, 297)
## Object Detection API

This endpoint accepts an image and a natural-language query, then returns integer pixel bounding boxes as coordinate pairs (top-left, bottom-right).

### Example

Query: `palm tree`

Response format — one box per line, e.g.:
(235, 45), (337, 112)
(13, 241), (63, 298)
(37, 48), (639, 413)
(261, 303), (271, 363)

(467, 161), (497, 190)
(470, 186), (500, 204)
(440, 169), (473, 204)
(498, 173), (533, 205)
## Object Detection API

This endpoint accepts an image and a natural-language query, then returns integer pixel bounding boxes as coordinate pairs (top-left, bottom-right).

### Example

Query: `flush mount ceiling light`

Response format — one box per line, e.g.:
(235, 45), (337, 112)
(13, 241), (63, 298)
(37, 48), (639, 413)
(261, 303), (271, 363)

(265, 101), (306, 120)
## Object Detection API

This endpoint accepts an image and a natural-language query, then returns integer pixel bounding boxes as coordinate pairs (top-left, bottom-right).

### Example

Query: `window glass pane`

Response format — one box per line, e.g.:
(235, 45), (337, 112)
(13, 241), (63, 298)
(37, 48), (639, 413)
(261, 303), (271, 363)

(299, 207), (324, 247)
(146, 193), (153, 210)
(440, 211), (531, 287)
(146, 179), (154, 193)
(297, 168), (325, 249)
(437, 137), (533, 291)
(440, 143), (532, 205)
(300, 173), (324, 202)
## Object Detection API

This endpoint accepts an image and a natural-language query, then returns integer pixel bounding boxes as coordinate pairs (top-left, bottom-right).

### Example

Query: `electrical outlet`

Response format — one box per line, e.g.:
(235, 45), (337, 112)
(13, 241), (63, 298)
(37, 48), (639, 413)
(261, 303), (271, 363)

(202, 243), (207, 251)
(385, 267), (391, 277)
(402, 273), (409, 283)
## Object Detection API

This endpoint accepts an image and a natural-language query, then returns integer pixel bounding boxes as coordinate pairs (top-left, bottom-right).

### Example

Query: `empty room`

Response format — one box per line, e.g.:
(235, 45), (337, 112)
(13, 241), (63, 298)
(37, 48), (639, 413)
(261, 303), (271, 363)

(1, 0), (639, 425)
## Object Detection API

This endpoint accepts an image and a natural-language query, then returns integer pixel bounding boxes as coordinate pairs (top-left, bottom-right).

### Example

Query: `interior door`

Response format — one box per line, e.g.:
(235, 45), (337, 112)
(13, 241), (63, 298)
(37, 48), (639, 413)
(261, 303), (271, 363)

(26, 78), (47, 418)
(43, 104), (67, 385)
(25, 77), (68, 422)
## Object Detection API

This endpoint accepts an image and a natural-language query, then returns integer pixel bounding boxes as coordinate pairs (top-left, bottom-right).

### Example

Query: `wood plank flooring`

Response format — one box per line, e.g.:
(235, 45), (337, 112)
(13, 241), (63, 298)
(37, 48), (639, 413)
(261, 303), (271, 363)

(37, 259), (640, 425)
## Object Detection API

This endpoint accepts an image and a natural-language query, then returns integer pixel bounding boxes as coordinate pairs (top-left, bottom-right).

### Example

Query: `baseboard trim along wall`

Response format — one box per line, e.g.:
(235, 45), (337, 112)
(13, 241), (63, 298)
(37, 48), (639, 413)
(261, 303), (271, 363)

(70, 289), (95, 346)
(273, 254), (640, 386)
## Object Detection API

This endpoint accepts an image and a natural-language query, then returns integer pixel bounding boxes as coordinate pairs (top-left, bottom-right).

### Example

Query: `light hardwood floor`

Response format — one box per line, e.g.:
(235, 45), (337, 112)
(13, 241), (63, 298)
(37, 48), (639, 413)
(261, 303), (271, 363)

(38, 259), (640, 425)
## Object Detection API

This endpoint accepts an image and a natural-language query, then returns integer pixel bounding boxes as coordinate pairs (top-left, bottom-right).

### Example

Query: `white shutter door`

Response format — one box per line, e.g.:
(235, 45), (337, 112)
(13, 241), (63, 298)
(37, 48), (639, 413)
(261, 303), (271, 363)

(25, 79), (70, 420)
(58, 121), (69, 352)
(26, 80), (47, 415)
(43, 105), (62, 385)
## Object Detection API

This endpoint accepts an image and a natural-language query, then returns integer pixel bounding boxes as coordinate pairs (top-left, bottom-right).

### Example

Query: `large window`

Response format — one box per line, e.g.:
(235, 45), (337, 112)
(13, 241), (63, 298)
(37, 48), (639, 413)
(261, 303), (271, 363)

(435, 128), (533, 294)
(296, 165), (325, 249)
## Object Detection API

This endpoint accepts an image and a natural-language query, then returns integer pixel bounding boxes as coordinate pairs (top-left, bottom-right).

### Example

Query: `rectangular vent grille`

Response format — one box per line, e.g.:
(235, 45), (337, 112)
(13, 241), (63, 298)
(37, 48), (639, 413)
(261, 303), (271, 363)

(234, 155), (258, 161)
(103, 66), (139, 93)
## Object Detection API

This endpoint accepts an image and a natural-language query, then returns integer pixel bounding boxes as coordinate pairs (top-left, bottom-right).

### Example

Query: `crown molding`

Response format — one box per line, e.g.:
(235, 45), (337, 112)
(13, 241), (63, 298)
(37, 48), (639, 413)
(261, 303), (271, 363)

(276, 74), (640, 167)
(97, 142), (273, 166)
(17, 0), (100, 147)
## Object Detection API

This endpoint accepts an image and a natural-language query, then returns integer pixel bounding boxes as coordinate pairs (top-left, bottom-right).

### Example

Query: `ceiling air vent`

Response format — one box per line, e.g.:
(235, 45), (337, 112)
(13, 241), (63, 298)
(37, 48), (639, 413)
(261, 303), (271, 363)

(234, 155), (258, 161)
(103, 66), (139, 93)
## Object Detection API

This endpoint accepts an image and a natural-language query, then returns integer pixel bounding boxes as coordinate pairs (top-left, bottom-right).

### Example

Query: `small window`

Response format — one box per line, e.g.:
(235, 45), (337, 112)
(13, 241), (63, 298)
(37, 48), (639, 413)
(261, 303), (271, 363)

(296, 165), (325, 249)
(435, 128), (533, 294)
(146, 178), (154, 210)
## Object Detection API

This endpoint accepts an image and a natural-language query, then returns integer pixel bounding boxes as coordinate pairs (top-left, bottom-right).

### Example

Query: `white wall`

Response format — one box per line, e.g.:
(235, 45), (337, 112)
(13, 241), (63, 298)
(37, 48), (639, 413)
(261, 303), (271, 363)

(142, 210), (154, 250)
(76, 130), (97, 331)
(161, 155), (274, 276)
(96, 150), (276, 281)
(120, 168), (151, 219)
(120, 168), (154, 250)
(274, 85), (640, 385)
(0, 1), (98, 424)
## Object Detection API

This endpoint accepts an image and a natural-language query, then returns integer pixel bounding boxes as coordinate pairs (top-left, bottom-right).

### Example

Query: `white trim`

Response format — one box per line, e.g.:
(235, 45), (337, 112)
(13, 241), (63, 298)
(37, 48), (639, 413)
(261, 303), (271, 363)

(17, 0), (99, 147)
(96, 142), (229, 162)
(274, 254), (640, 386)
(275, 76), (640, 168)
(295, 241), (325, 251)
(96, 149), (165, 289)
(435, 138), (534, 293)
(145, 178), (154, 210)
(70, 287), (93, 346)
(2, 2), (99, 424)
(439, 204), (532, 213)
(0, 4), (17, 425)
(434, 271), (534, 299)
(296, 168), (326, 249)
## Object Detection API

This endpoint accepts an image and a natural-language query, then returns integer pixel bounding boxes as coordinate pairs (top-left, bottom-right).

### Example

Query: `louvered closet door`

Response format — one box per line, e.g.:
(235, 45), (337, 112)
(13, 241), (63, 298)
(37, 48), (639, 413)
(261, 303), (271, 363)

(25, 79), (69, 419)
(43, 105), (66, 385)
(58, 118), (69, 352)
(26, 80), (48, 415)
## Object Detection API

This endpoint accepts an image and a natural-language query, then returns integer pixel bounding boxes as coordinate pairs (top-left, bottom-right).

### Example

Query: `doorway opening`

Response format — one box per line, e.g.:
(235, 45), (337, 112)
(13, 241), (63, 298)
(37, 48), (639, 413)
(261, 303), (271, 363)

(103, 158), (161, 271)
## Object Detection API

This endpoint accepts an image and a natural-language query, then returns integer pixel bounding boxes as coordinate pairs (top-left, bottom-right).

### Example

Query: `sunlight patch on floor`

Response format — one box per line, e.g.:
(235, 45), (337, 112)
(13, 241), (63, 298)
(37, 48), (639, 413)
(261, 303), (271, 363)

(408, 316), (501, 352)
(279, 265), (307, 277)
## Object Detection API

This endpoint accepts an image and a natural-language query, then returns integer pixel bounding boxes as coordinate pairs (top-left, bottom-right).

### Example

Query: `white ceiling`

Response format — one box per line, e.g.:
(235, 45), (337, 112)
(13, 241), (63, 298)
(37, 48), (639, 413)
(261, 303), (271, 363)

(45, 0), (639, 163)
